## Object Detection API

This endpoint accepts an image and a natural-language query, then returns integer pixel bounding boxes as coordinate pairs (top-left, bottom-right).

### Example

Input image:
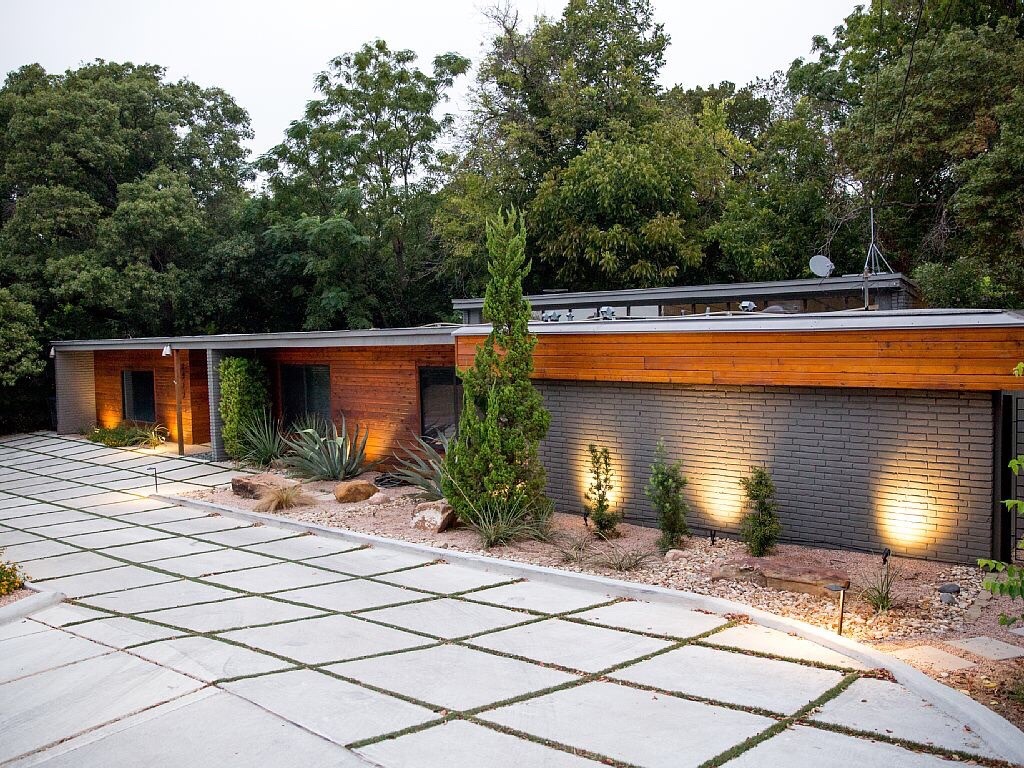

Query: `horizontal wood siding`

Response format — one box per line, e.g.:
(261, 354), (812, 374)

(456, 328), (1024, 391)
(260, 345), (455, 464)
(94, 349), (209, 444)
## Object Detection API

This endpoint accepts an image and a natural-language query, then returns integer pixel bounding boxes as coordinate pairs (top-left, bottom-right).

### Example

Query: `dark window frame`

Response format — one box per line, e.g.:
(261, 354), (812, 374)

(418, 366), (461, 448)
(121, 369), (157, 424)
(279, 363), (332, 425)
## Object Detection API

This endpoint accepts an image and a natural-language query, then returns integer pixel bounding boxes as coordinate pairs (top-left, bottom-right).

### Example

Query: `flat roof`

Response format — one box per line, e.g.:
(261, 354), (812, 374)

(451, 273), (919, 311)
(452, 308), (1024, 336)
(51, 325), (459, 352)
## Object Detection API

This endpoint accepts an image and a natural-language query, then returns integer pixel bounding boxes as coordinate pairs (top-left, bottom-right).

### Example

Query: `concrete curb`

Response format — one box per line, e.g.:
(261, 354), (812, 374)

(0, 582), (65, 626)
(158, 493), (1024, 764)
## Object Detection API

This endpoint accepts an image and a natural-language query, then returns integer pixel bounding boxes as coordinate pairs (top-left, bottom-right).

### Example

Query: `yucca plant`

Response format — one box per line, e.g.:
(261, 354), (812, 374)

(288, 412), (330, 438)
(465, 494), (546, 548)
(282, 417), (369, 481)
(392, 434), (448, 500)
(239, 410), (285, 467)
(254, 485), (314, 513)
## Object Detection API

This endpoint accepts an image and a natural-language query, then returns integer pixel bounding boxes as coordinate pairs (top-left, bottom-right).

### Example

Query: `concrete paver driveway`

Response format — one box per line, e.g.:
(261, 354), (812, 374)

(0, 432), (1018, 767)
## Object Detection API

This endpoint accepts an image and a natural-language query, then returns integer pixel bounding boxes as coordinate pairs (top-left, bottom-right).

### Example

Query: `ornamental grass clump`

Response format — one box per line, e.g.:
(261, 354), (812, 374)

(254, 485), (315, 513)
(739, 466), (781, 556)
(861, 559), (901, 613)
(645, 440), (689, 552)
(585, 444), (618, 537)
(87, 421), (167, 448)
(239, 409), (285, 467)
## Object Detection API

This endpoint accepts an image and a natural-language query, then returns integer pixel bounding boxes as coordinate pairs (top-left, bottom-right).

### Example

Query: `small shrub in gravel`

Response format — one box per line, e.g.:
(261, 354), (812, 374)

(645, 440), (689, 553)
(596, 545), (656, 572)
(0, 550), (24, 596)
(861, 559), (902, 613)
(465, 494), (547, 548)
(254, 485), (314, 513)
(585, 444), (619, 537)
(740, 467), (781, 556)
(554, 531), (594, 566)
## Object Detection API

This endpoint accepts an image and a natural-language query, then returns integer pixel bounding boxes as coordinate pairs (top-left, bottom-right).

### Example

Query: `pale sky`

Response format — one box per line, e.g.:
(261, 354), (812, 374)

(2, 0), (854, 158)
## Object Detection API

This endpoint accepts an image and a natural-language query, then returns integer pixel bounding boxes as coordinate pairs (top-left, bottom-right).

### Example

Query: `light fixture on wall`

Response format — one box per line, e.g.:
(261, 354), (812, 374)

(161, 344), (172, 357)
(49, 347), (55, 359)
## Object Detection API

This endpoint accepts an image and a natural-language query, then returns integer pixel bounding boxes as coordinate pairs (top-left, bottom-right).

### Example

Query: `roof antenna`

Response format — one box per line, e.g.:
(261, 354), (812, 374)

(863, 207), (893, 276)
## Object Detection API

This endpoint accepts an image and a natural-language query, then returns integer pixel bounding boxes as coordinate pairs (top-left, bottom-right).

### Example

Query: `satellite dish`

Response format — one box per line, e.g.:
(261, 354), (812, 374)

(809, 254), (835, 278)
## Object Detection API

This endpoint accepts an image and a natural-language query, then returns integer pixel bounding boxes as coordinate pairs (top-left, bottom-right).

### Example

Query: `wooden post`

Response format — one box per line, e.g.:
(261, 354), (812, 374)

(172, 349), (185, 457)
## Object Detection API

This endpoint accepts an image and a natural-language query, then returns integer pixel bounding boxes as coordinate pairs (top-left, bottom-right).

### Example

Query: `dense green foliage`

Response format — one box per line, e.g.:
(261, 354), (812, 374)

(645, 440), (689, 552)
(218, 357), (269, 459)
(739, 467), (782, 557)
(442, 209), (551, 526)
(281, 418), (368, 480)
(86, 422), (167, 448)
(585, 444), (618, 536)
(3, 2), (1024, 432)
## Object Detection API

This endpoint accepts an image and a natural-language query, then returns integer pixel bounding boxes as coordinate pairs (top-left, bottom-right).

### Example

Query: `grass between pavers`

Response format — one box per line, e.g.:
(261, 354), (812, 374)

(1, 443), (1014, 767)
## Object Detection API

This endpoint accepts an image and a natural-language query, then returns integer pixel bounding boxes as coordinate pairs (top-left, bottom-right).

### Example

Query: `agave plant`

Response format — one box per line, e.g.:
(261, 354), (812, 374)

(282, 417), (368, 481)
(287, 412), (330, 438)
(391, 434), (448, 500)
(238, 409), (285, 467)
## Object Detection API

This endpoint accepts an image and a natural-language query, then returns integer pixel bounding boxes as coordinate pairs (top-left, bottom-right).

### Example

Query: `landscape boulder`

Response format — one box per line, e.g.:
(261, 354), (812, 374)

(411, 500), (457, 533)
(664, 549), (686, 562)
(232, 473), (298, 499)
(334, 479), (378, 503)
(711, 556), (849, 597)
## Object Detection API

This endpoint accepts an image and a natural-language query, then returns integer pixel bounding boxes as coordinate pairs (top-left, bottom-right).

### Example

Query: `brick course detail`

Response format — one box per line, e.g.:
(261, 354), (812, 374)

(537, 381), (994, 563)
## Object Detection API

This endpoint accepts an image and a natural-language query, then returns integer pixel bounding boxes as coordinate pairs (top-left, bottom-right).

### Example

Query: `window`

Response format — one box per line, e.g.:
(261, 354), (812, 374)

(122, 370), (156, 423)
(419, 367), (460, 446)
(280, 364), (331, 424)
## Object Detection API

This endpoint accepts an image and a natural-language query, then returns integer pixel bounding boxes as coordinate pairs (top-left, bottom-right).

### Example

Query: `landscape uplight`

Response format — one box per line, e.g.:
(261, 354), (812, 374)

(825, 584), (847, 635)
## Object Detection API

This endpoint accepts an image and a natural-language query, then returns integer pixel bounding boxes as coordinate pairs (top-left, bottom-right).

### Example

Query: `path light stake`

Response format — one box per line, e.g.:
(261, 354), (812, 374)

(709, 529), (717, 546)
(825, 584), (846, 635)
(148, 467), (159, 493)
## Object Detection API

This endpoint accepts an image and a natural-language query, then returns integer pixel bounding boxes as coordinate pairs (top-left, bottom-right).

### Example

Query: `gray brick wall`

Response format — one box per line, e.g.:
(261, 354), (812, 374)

(538, 381), (994, 563)
(54, 351), (96, 434)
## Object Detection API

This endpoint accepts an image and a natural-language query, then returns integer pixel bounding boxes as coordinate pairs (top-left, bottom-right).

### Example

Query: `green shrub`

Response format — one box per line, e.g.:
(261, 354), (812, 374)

(282, 417), (368, 480)
(87, 421), (167, 448)
(442, 208), (552, 526)
(645, 439), (689, 552)
(392, 434), (448, 501)
(596, 545), (656, 572)
(219, 357), (269, 459)
(0, 551), (24, 596)
(585, 444), (619, 536)
(239, 409), (285, 467)
(739, 467), (781, 557)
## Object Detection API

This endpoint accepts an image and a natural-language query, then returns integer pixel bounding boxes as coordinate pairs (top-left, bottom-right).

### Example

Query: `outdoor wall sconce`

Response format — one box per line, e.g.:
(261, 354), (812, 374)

(161, 344), (172, 357)
(48, 347), (55, 359)
(825, 584), (847, 635)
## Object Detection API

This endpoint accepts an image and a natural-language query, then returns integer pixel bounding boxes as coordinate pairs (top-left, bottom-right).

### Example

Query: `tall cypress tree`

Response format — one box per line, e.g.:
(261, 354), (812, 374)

(442, 208), (551, 522)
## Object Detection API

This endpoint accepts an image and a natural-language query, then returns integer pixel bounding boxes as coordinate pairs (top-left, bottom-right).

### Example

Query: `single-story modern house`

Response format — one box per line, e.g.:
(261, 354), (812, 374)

(50, 278), (1024, 565)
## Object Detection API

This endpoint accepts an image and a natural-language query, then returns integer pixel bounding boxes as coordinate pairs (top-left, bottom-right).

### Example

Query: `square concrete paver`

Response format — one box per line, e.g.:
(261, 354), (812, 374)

(0, 629), (111, 683)
(708, 624), (869, 670)
(726, 724), (969, 768)
(19, 688), (367, 767)
(611, 644), (843, 714)
(29, 602), (109, 627)
(225, 668), (436, 745)
(132, 635), (292, 681)
(357, 720), (601, 768)
(0, 618), (47, 642)
(64, 616), (185, 648)
(378, 562), (513, 594)
(573, 600), (727, 639)
(153, 548), (279, 577)
(204, 561), (350, 592)
(468, 580), (613, 614)
(221, 613), (427, 664)
(276, 579), (425, 613)
(470, 617), (672, 672)
(483, 681), (774, 768)
(142, 595), (325, 632)
(1, 538), (79, 561)
(40, 565), (178, 597)
(360, 597), (528, 639)
(947, 636), (1024, 661)
(890, 645), (976, 672)
(0, 528), (41, 546)
(244, 536), (359, 561)
(811, 677), (999, 757)
(0, 652), (203, 763)
(97, 536), (223, 563)
(81, 579), (239, 613)
(18, 550), (122, 581)
(196, 526), (298, 547)
(328, 643), (576, 710)
(153, 517), (249, 536)
(306, 547), (437, 577)
(65, 526), (173, 549)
